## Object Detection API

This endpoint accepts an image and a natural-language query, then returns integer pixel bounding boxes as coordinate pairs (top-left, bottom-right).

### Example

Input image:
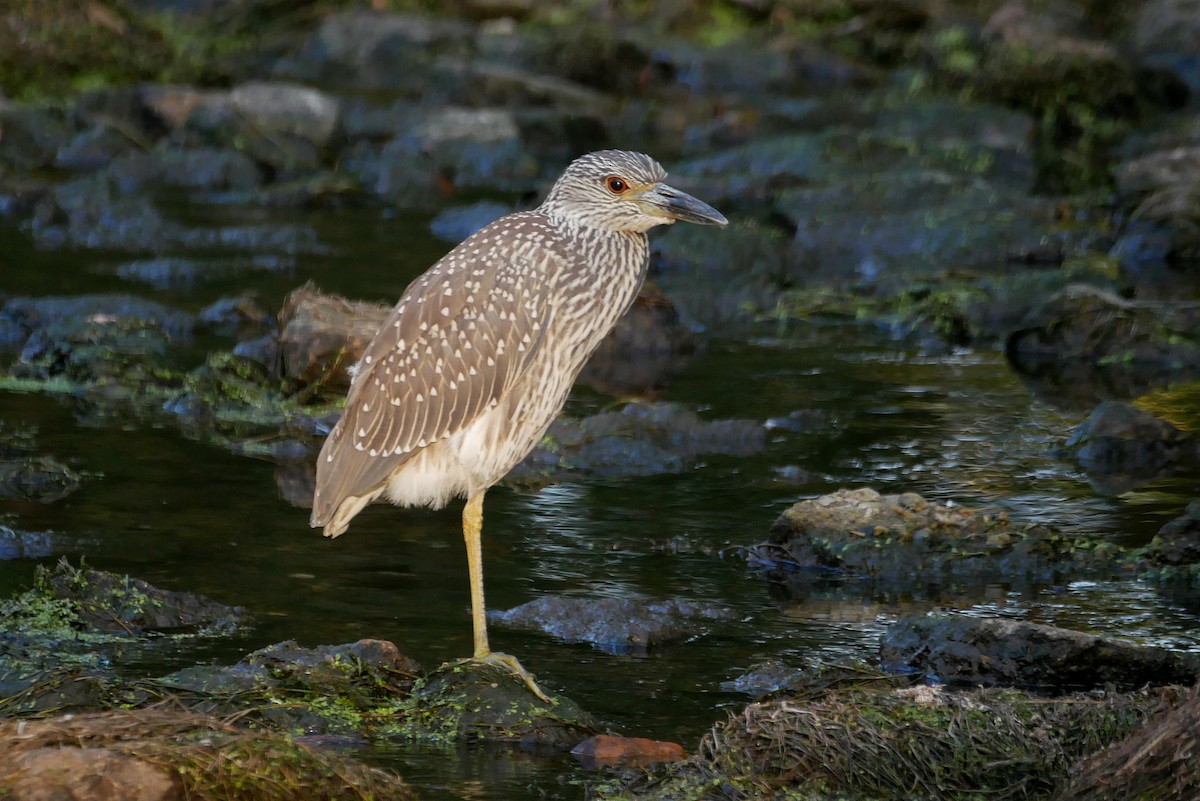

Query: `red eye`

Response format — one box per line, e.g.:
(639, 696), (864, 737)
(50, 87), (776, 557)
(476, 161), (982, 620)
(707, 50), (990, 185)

(606, 176), (628, 194)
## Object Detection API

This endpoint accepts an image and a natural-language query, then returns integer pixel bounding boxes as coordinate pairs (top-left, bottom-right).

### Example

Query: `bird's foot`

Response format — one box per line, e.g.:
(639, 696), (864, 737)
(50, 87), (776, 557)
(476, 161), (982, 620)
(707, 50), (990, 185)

(464, 651), (554, 704)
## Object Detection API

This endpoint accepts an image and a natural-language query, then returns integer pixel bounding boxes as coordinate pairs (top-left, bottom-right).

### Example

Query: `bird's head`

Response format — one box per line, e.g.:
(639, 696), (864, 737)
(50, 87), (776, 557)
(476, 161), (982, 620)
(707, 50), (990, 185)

(540, 150), (728, 234)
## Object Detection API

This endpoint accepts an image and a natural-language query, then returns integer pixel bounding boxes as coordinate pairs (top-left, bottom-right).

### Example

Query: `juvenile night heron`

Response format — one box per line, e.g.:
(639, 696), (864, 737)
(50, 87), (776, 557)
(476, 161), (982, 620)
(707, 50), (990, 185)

(311, 150), (727, 699)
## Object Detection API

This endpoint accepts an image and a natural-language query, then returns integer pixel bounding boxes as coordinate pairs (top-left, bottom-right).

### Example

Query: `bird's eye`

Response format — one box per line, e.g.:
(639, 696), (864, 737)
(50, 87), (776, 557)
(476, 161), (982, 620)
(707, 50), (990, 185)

(606, 176), (628, 194)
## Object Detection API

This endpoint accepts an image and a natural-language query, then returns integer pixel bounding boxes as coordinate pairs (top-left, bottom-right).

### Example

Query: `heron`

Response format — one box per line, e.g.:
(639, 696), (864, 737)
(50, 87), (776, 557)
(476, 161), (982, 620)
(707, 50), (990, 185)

(311, 150), (727, 700)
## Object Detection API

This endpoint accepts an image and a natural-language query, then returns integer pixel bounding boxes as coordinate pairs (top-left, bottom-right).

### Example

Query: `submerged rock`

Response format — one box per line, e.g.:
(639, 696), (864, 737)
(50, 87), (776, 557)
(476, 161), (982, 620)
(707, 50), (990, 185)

(880, 615), (1200, 690)
(492, 596), (734, 654)
(0, 525), (60, 560)
(0, 456), (81, 503)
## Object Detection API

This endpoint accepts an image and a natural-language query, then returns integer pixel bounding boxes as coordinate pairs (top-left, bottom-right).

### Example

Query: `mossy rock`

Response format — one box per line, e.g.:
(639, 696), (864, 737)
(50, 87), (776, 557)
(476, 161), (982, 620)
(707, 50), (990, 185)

(383, 659), (599, 749)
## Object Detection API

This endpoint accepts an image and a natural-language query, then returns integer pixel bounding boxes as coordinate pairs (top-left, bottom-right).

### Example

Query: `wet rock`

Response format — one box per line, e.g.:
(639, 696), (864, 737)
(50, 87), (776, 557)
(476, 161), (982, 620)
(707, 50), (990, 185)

(652, 219), (793, 326)
(206, 170), (364, 208)
(0, 709), (415, 801)
(159, 639), (420, 734)
(339, 137), (443, 209)
(28, 173), (323, 252)
(0, 174), (51, 220)
(0, 525), (59, 560)
(383, 659), (598, 748)
(11, 316), (175, 396)
(277, 283), (389, 398)
(0, 671), (113, 716)
(514, 402), (765, 482)
(0, 562), (245, 705)
(757, 487), (1120, 583)
(0, 104), (69, 170)
(197, 293), (273, 337)
(106, 146), (262, 193)
(275, 11), (474, 95)
(228, 81), (341, 151)
(163, 352), (288, 437)
(9, 314), (177, 399)
(0, 456), (81, 503)
(1113, 126), (1200, 264)
(138, 85), (223, 132)
(880, 614), (1200, 690)
(55, 124), (140, 171)
(2, 293), (193, 343)
(491, 596), (733, 654)
(1147, 500), (1200, 567)
(410, 107), (538, 192)
(571, 734), (686, 767)
(778, 168), (1055, 281)
(719, 660), (807, 698)
(447, 61), (611, 113)
(43, 560), (243, 635)
(28, 173), (177, 250)
(1061, 687), (1200, 801)
(1063, 401), (1198, 483)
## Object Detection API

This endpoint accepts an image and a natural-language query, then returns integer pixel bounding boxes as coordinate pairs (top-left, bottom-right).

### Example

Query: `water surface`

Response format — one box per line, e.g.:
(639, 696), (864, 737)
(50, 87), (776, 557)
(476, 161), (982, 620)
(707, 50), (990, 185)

(1, 205), (1197, 799)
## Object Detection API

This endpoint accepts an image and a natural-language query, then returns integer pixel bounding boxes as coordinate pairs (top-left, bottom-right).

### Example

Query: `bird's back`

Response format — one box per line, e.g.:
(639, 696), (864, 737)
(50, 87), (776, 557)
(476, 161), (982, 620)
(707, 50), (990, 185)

(311, 210), (648, 535)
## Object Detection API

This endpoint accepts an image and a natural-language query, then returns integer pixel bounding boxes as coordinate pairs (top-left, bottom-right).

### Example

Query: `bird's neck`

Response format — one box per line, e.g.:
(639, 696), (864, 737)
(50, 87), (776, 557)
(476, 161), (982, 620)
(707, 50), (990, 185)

(547, 215), (650, 328)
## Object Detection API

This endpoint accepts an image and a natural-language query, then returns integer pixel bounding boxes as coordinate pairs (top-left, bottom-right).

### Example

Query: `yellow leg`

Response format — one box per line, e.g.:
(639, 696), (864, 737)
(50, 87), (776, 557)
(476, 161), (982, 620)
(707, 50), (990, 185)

(462, 491), (490, 657)
(461, 491), (553, 703)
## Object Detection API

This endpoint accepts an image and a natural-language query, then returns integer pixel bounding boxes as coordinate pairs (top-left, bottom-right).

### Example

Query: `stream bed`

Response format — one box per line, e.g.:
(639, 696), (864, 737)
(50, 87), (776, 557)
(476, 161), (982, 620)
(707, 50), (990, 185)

(1, 202), (1197, 799)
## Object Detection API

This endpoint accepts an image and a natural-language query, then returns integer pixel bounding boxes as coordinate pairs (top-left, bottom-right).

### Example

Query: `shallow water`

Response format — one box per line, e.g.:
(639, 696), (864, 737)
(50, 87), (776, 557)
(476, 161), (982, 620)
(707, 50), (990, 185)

(1, 205), (1198, 799)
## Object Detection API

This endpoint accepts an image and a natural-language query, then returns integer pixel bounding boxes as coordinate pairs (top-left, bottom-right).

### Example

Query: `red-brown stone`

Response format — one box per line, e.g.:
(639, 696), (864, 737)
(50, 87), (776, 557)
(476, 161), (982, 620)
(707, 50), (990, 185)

(571, 734), (686, 767)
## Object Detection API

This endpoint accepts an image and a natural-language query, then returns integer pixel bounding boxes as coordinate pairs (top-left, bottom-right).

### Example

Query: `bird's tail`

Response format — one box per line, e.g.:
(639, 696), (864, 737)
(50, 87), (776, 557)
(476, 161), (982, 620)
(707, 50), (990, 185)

(310, 491), (379, 538)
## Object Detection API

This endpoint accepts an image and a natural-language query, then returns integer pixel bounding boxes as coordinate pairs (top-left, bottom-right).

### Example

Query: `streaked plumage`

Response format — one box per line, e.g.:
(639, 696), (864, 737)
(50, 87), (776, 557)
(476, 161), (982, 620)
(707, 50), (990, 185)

(310, 150), (727, 699)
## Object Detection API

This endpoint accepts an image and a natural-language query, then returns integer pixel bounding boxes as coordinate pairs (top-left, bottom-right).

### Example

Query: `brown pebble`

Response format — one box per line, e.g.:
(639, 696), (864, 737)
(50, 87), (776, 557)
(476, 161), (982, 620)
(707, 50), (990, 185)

(571, 734), (686, 767)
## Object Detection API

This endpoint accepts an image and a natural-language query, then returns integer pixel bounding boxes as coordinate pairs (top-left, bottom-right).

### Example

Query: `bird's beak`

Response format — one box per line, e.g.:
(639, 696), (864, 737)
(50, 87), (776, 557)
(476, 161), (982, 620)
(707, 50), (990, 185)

(638, 182), (729, 227)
